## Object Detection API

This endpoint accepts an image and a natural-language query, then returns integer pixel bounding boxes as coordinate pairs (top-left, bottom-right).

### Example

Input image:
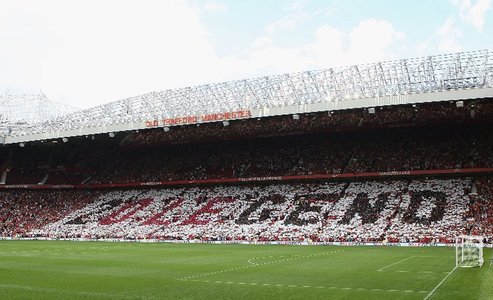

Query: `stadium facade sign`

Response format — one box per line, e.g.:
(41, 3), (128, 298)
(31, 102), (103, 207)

(144, 109), (252, 128)
(378, 171), (412, 176)
(238, 176), (283, 182)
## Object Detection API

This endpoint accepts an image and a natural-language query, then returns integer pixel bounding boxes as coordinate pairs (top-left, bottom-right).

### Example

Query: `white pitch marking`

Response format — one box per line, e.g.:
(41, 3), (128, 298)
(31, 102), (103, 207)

(180, 248), (345, 287)
(186, 280), (430, 295)
(424, 265), (458, 300)
(378, 256), (415, 272)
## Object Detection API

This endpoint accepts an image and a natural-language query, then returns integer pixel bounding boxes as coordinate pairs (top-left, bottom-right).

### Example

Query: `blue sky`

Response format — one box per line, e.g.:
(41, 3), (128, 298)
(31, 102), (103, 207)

(0, 0), (492, 108)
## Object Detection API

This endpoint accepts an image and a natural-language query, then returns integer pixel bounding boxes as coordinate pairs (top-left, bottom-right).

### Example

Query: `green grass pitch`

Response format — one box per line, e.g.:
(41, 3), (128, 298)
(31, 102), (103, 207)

(0, 241), (491, 299)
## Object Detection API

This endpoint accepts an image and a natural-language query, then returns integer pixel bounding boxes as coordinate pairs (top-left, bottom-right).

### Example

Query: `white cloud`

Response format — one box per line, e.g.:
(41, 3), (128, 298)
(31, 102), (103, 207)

(247, 46), (306, 75)
(252, 37), (273, 49)
(264, 1), (314, 35)
(0, 0), (406, 109)
(286, 0), (306, 12)
(304, 25), (346, 67)
(436, 16), (463, 52)
(303, 19), (405, 68)
(347, 19), (405, 64)
(203, 1), (228, 13)
(416, 42), (429, 56)
(0, 0), (223, 108)
(452, 0), (492, 30)
(242, 19), (404, 76)
(264, 14), (309, 36)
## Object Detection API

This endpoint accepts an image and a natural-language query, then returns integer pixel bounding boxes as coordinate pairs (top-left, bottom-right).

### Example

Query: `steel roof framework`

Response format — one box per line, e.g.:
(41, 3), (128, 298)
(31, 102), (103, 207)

(1, 49), (492, 141)
(0, 93), (78, 134)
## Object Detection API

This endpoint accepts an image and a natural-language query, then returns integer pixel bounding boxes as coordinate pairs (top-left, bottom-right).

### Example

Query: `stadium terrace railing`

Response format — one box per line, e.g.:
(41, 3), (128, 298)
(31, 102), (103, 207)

(2, 49), (493, 144)
(0, 167), (492, 190)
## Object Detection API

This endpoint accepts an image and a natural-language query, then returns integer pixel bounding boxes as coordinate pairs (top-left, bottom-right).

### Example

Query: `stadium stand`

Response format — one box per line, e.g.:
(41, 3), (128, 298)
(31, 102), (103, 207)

(468, 177), (493, 239)
(1, 178), (491, 244)
(121, 99), (491, 148)
(1, 122), (492, 185)
(0, 190), (96, 237)
(0, 99), (492, 186)
(0, 51), (492, 245)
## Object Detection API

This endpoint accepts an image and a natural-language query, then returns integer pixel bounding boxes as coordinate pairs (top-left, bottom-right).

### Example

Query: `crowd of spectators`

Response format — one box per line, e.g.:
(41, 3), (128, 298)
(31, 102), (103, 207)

(1, 99), (491, 246)
(467, 177), (493, 239)
(122, 99), (490, 147)
(0, 99), (492, 186)
(0, 190), (96, 236)
(90, 124), (493, 184)
(1, 136), (119, 185)
(0, 178), (489, 244)
(123, 109), (360, 147)
(1, 123), (492, 185)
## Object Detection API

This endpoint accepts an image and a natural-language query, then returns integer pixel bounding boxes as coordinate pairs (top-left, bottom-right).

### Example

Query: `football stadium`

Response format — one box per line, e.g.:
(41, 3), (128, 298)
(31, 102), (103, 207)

(1, 48), (492, 299)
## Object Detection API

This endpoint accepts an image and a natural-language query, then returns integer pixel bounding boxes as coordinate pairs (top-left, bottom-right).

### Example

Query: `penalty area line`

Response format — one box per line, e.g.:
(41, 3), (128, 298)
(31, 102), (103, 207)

(378, 256), (415, 272)
(423, 265), (458, 300)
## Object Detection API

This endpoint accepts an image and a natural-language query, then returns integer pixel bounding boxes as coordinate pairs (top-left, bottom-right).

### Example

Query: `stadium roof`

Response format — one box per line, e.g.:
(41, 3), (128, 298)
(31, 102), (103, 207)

(0, 93), (78, 137)
(1, 49), (493, 145)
